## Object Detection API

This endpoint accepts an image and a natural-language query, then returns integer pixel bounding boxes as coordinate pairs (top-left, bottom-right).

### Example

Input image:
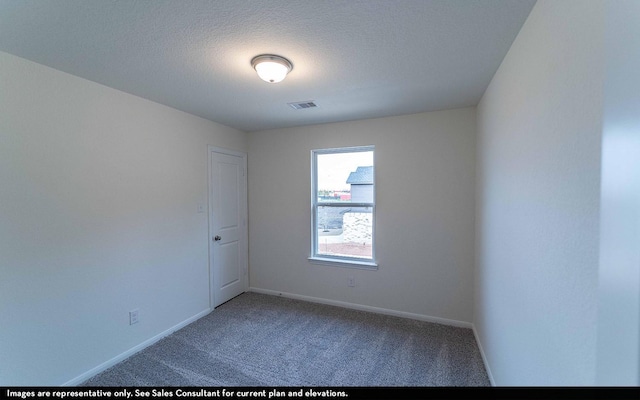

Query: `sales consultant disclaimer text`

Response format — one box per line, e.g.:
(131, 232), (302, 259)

(4, 389), (349, 399)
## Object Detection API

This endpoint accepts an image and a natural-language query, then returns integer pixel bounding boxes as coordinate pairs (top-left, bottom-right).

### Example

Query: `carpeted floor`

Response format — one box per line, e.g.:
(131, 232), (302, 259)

(81, 292), (490, 386)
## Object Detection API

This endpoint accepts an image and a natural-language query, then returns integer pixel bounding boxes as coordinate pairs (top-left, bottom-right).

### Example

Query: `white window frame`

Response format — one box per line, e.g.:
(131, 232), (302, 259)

(309, 146), (377, 269)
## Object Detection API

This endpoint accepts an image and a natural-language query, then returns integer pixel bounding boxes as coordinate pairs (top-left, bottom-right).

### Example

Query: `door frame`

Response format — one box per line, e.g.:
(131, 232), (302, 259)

(207, 145), (248, 309)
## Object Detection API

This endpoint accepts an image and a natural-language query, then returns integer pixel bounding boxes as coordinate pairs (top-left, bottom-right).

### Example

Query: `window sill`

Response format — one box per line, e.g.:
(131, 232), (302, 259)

(308, 256), (378, 270)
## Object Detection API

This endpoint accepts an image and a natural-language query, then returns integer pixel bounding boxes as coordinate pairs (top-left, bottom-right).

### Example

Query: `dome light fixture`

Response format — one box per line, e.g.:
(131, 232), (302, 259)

(251, 54), (293, 83)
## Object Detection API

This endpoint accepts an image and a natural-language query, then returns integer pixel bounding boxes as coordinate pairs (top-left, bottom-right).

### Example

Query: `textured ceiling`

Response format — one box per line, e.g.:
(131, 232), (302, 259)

(0, 0), (536, 132)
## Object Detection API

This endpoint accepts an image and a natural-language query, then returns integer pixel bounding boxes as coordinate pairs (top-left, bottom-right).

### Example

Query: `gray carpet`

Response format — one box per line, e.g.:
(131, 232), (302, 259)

(81, 292), (490, 386)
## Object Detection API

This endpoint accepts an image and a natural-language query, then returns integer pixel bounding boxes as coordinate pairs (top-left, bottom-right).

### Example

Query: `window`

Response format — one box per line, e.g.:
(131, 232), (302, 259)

(310, 146), (376, 268)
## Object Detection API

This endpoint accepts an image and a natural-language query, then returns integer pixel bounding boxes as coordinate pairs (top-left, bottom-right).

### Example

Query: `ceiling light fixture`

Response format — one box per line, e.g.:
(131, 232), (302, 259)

(251, 54), (293, 83)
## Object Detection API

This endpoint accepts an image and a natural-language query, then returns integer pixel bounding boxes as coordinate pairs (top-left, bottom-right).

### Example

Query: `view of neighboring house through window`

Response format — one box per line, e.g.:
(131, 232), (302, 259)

(311, 146), (375, 266)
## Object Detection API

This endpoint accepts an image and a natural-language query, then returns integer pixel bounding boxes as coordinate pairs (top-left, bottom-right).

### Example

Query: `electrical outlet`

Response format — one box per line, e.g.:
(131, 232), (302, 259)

(348, 277), (355, 287)
(129, 309), (139, 325)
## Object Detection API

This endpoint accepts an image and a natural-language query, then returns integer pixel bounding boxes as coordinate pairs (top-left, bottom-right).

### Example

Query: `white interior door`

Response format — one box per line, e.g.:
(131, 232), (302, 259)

(209, 147), (248, 308)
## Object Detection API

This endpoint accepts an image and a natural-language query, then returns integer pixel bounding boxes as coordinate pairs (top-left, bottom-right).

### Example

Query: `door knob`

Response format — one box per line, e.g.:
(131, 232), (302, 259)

(214, 235), (222, 241)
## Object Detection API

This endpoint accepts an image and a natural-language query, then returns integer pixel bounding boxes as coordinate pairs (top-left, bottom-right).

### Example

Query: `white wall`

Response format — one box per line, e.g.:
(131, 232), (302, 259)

(596, 0), (640, 385)
(0, 51), (247, 385)
(475, 0), (604, 385)
(248, 108), (476, 324)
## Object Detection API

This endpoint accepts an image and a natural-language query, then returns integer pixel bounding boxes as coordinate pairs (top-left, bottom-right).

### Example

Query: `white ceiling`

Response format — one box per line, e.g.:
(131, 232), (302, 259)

(0, 0), (536, 132)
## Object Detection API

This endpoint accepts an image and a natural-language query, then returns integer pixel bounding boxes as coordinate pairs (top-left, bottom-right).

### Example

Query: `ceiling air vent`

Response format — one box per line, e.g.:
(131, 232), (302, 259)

(288, 101), (318, 110)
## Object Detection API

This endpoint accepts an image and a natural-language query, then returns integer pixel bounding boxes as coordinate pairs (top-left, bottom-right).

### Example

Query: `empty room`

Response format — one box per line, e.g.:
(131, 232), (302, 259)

(1, 0), (639, 389)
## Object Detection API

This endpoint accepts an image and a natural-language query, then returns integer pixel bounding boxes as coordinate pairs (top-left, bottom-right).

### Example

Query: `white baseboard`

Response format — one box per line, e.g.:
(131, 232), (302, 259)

(63, 308), (212, 386)
(472, 324), (495, 386)
(249, 287), (473, 329)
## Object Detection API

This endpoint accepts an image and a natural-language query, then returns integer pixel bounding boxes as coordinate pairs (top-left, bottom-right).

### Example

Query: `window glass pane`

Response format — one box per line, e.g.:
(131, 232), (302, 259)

(316, 151), (374, 203)
(316, 205), (373, 259)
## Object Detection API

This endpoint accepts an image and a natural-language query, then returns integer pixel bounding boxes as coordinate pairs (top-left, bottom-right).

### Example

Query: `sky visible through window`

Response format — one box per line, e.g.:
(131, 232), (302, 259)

(317, 151), (373, 192)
